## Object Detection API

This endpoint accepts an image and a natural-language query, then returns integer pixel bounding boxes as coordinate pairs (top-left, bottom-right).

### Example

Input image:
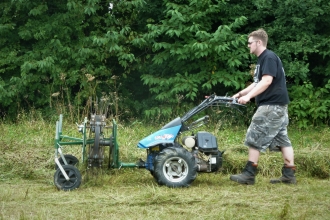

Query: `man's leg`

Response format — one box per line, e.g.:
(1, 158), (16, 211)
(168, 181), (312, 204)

(281, 146), (294, 165)
(270, 146), (296, 184)
(248, 147), (260, 164)
(229, 147), (259, 185)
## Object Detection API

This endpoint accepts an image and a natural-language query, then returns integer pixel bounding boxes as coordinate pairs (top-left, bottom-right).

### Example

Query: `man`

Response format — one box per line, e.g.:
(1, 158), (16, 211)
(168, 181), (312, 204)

(230, 28), (296, 185)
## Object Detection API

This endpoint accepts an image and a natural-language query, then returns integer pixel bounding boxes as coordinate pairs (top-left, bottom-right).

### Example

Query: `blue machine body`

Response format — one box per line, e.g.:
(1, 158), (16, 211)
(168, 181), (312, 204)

(138, 117), (182, 149)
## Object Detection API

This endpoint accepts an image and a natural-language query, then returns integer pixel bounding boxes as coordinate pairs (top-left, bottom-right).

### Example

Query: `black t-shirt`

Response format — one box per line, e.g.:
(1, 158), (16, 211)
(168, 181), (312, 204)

(253, 49), (290, 106)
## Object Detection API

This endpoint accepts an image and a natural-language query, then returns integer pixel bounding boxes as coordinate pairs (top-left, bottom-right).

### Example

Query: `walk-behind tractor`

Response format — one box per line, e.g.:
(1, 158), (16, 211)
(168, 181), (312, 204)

(53, 95), (245, 191)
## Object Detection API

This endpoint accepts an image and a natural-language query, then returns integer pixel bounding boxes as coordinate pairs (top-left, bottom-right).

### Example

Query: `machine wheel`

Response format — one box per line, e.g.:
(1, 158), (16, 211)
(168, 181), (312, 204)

(55, 154), (79, 170)
(54, 165), (82, 191)
(153, 147), (197, 187)
(88, 125), (105, 168)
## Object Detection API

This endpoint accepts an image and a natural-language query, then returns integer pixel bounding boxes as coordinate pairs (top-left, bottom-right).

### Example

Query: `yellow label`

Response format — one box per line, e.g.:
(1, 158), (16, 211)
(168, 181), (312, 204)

(151, 146), (159, 151)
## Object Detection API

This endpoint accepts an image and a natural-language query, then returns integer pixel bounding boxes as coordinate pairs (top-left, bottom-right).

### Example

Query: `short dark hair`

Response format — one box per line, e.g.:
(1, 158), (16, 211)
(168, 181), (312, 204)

(248, 28), (268, 47)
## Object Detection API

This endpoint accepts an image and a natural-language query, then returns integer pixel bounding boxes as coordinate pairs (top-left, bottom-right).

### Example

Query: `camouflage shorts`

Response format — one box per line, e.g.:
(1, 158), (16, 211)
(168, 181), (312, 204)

(244, 105), (292, 153)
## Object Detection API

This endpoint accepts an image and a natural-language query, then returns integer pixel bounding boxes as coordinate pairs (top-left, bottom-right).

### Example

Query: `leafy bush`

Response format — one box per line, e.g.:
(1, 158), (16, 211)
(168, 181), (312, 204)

(289, 81), (330, 128)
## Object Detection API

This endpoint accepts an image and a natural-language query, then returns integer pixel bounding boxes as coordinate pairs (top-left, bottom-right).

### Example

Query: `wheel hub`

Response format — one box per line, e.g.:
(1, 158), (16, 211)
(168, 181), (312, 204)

(163, 157), (188, 182)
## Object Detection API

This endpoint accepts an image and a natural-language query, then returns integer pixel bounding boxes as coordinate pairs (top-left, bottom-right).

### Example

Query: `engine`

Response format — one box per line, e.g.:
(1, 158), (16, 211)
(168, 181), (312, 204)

(182, 131), (223, 172)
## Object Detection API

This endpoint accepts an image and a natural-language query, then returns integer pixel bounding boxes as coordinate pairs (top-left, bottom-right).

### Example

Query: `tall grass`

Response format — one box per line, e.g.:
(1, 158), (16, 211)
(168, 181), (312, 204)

(0, 111), (329, 219)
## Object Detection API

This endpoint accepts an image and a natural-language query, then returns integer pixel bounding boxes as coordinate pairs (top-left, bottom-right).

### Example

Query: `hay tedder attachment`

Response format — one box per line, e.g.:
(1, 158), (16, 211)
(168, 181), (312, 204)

(54, 114), (137, 191)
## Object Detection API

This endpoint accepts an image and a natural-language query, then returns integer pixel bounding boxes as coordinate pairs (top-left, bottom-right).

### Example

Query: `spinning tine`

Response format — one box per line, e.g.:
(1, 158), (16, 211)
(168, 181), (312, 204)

(95, 97), (98, 114)
(89, 97), (93, 114)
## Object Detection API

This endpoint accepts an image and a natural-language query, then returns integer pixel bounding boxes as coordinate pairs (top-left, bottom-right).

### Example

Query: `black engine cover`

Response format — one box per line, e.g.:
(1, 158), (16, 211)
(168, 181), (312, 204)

(196, 131), (218, 152)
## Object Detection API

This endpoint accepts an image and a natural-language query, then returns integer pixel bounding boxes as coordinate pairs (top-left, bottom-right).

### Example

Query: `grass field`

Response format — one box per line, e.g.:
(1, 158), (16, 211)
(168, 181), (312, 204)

(0, 115), (329, 220)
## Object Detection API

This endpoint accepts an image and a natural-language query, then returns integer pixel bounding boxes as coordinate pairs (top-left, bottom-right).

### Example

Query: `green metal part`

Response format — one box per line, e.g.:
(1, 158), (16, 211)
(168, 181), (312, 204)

(54, 115), (89, 162)
(54, 115), (136, 169)
(111, 119), (137, 168)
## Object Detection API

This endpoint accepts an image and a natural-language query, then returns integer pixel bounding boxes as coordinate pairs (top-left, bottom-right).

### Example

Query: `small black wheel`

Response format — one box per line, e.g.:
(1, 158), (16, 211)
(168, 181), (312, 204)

(153, 147), (197, 187)
(55, 154), (79, 170)
(54, 165), (82, 191)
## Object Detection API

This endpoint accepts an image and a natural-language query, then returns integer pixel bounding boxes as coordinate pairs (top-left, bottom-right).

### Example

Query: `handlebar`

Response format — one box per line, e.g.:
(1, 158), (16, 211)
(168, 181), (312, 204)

(181, 94), (246, 122)
(204, 94), (245, 108)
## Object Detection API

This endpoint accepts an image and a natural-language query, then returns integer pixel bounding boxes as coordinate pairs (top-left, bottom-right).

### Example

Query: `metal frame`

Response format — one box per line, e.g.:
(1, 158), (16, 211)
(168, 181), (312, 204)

(54, 114), (136, 179)
(110, 119), (137, 168)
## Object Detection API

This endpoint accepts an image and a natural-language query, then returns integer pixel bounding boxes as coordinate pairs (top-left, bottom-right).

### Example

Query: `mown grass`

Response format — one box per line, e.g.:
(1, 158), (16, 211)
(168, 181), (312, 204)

(0, 114), (329, 220)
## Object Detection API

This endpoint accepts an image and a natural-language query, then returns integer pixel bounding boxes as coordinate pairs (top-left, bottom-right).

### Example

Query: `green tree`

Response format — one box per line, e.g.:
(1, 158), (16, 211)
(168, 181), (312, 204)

(0, 0), (146, 120)
(252, 0), (330, 127)
(137, 0), (330, 126)
(0, 0), (329, 126)
(140, 0), (249, 118)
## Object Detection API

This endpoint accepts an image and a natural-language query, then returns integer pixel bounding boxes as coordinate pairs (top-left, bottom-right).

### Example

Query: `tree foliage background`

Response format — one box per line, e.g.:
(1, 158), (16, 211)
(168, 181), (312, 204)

(0, 0), (329, 127)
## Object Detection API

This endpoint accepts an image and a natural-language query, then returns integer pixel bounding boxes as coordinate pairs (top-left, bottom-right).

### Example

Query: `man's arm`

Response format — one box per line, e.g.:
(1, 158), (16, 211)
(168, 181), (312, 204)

(237, 75), (273, 104)
(233, 82), (256, 99)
